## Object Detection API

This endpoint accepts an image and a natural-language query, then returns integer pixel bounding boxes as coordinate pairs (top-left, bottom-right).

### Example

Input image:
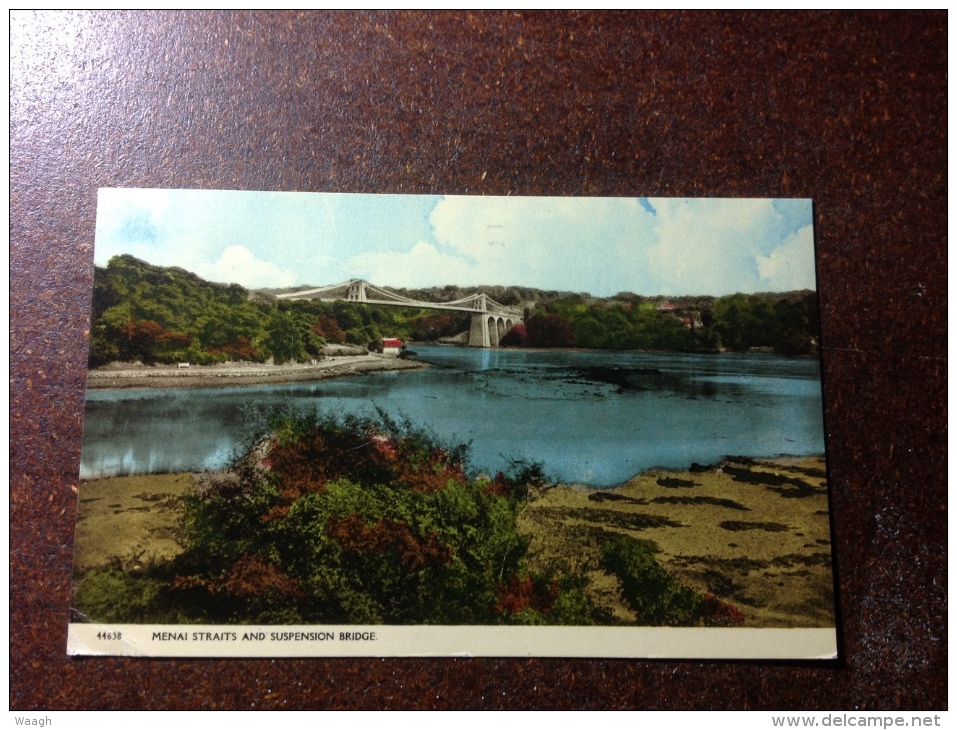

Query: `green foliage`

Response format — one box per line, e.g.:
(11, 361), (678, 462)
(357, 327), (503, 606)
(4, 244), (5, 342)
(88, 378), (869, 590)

(601, 535), (702, 625)
(601, 535), (744, 627)
(712, 292), (819, 354)
(503, 292), (819, 355)
(87, 256), (478, 367)
(163, 411), (592, 625)
(521, 297), (700, 352)
(72, 560), (188, 624)
(265, 308), (306, 363)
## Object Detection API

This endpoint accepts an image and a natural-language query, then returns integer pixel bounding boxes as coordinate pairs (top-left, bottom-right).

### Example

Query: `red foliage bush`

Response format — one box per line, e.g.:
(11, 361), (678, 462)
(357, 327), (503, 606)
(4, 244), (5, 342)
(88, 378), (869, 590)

(525, 314), (575, 347)
(391, 444), (467, 494)
(700, 593), (745, 626)
(412, 314), (459, 341)
(494, 575), (559, 616)
(266, 425), (466, 505)
(119, 319), (166, 343)
(221, 554), (304, 600)
(118, 319), (192, 362)
(267, 425), (396, 502)
(499, 323), (528, 347)
(312, 314), (347, 344)
(172, 554), (303, 600)
(207, 335), (260, 361)
(326, 513), (452, 571)
(483, 471), (514, 497)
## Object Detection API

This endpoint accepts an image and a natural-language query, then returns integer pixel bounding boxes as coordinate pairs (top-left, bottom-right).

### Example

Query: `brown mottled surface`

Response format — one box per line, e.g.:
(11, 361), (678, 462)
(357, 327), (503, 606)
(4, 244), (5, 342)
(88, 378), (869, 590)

(11, 11), (945, 709)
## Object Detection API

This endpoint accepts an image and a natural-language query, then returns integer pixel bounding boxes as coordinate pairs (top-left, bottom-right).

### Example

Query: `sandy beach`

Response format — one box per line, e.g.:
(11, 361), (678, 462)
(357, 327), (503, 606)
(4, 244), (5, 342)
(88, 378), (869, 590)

(85, 355), (428, 389)
(518, 455), (833, 627)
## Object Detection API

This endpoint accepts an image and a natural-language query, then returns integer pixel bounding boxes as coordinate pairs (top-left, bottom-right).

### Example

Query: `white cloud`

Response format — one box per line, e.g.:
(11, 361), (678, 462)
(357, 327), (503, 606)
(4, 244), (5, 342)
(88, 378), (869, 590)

(348, 241), (474, 288)
(427, 196), (656, 294)
(194, 245), (298, 289)
(645, 198), (794, 295)
(756, 224), (817, 291)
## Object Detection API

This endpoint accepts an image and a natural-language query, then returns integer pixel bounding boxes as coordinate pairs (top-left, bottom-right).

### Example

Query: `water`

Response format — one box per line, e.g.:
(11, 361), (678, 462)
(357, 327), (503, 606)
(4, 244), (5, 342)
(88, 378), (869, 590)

(80, 346), (826, 487)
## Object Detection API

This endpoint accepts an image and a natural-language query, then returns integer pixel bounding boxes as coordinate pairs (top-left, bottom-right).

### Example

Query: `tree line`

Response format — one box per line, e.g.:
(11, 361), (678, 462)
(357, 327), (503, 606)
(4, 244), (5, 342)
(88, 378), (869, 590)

(88, 255), (820, 368)
(504, 291), (820, 356)
(87, 255), (469, 367)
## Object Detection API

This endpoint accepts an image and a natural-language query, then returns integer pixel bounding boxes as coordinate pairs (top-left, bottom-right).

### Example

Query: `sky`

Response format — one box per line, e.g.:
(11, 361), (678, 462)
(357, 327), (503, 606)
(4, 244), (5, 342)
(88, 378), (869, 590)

(94, 189), (817, 297)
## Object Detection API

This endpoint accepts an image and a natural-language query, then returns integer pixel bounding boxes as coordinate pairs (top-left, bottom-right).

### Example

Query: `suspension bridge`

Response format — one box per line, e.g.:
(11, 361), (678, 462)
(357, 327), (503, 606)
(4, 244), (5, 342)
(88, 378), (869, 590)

(275, 279), (523, 348)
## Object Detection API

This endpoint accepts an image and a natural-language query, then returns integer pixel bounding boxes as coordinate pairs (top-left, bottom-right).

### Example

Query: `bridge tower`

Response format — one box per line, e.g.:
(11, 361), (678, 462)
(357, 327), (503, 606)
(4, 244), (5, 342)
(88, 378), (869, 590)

(346, 280), (367, 302)
(467, 311), (521, 347)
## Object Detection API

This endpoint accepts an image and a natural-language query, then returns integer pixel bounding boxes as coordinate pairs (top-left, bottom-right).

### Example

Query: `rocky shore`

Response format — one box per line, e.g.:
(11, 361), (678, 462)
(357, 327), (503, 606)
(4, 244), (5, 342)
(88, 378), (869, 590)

(85, 354), (427, 390)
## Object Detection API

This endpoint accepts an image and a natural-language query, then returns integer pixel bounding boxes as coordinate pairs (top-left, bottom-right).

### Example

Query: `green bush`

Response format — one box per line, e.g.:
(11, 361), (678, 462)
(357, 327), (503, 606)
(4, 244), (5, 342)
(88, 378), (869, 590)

(601, 535), (744, 627)
(167, 411), (594, 625)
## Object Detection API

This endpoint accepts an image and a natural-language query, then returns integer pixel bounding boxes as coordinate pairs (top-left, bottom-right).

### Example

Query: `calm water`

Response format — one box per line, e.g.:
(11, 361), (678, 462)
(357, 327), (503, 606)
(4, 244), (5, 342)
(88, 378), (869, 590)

(80, 346), (826, 487)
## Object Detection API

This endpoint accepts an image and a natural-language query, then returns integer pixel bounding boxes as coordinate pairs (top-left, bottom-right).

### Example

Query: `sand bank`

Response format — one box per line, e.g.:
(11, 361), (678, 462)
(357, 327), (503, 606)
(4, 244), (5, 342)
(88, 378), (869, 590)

(85, 355), (427, 390)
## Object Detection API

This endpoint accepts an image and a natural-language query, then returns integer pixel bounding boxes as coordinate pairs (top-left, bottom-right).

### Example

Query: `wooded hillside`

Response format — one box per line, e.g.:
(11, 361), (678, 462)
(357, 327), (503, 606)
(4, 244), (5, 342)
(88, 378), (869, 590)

(88, 255), (820, 367)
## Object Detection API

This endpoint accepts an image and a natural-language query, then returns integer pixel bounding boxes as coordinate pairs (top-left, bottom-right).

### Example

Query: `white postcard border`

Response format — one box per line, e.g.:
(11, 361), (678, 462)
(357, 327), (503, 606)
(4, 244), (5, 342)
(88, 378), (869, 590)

(69, 624), (837, 659)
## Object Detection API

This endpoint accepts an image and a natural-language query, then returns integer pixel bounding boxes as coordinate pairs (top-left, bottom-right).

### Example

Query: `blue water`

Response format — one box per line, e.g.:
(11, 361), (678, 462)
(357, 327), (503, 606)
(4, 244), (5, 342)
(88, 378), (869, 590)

(79, 346), (826, 487)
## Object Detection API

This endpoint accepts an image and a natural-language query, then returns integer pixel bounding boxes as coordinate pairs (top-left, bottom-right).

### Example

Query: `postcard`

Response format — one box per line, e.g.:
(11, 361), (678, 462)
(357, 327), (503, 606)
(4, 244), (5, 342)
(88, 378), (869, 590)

(68, 190), (836, 658)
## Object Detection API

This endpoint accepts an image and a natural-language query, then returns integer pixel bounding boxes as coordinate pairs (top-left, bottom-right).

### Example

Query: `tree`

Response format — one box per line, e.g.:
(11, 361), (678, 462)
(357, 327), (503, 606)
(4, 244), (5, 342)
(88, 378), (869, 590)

(499, 323), (527, 347)
(265, 309), (305, 363)
(312, 314), (347, 345)
(526, 314), (575, 348)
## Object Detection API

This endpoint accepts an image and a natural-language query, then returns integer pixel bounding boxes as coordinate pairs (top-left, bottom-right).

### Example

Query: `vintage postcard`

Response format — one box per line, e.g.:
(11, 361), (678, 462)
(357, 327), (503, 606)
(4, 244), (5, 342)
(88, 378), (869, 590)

(68, 190), (836, 658)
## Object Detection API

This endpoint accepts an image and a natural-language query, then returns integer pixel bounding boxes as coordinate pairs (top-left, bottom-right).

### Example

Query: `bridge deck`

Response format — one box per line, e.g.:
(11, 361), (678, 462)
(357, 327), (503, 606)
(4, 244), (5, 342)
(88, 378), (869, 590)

(275, 279), (521, 318)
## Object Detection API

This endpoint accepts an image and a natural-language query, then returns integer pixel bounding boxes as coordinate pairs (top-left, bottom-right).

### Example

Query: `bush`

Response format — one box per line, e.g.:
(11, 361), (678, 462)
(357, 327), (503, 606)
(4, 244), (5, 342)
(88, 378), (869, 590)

(166, 411), (587, 625)
(601, 535), (744, 627)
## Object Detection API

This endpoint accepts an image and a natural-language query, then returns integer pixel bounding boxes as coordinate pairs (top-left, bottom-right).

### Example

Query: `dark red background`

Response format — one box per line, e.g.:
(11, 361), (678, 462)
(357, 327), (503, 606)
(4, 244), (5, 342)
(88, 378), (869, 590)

(10, 11), (946, 709)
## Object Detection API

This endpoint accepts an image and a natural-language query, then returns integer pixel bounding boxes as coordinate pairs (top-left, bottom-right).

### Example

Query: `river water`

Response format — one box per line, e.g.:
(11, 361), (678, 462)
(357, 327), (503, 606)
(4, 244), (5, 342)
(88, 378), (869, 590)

(80, 345), (826, 487)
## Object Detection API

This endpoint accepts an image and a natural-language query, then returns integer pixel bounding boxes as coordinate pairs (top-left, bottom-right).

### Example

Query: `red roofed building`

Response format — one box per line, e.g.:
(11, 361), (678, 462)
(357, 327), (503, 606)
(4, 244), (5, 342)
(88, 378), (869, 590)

(381, 338), (403, 356)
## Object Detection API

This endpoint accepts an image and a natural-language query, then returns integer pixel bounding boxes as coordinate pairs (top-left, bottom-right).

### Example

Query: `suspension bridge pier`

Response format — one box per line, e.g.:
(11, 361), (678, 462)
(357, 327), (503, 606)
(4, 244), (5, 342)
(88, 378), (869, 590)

(467, 308), (521, 347)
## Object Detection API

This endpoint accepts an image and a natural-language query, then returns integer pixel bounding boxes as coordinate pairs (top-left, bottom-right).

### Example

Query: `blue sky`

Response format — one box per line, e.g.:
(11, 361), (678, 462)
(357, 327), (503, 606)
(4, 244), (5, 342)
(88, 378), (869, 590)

(94, 189), (816, 297)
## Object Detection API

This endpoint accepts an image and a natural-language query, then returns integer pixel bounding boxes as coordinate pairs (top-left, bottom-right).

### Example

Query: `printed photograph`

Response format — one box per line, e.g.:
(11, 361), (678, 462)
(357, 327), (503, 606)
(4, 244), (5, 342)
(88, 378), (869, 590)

(69, 190), (835, 658)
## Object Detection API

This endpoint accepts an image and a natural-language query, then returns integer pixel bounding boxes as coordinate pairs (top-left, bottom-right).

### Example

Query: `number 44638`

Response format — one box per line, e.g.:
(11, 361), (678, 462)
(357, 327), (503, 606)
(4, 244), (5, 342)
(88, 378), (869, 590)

(97, 631), (122, 641)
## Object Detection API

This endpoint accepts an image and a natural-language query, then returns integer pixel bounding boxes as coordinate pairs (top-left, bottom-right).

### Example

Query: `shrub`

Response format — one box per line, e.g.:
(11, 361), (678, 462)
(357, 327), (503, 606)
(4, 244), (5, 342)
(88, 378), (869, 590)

(499, 323), (527, 347)
(72, 556), (192, 624)
(601, 535), (744, 627)
(73, 566), (170, 623)
(167, 411), (581, 625)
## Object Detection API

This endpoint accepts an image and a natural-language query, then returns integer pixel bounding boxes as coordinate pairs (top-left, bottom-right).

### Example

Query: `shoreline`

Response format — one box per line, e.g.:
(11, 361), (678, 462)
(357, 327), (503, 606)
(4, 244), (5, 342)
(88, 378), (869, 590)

(426, 340), (819, 358)
(75, 454), (832, 628)
(85, 345), (820, 392)
(518, 453), (833, 627)
(85, 355), (428, 390)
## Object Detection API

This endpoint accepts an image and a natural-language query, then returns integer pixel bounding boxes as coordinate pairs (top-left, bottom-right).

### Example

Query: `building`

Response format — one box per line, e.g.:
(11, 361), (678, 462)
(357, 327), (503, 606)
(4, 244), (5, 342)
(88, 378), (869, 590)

(381, 337), (403, 356)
